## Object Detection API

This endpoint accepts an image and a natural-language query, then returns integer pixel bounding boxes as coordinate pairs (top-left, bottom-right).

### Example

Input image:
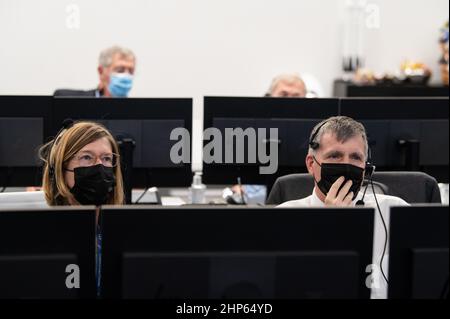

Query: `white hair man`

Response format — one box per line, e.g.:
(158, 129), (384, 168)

(267, 73), (307, 98)
(54, 45), (136, 97)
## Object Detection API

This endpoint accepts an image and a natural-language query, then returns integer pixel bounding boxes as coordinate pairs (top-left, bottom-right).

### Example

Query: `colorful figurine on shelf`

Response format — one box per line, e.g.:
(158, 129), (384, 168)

(399, 60), (432, 85)
(439, 21), (449, 86)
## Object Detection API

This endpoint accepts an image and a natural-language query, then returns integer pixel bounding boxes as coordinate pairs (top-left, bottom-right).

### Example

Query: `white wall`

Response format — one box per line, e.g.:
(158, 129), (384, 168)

(1, 0), (448, 169)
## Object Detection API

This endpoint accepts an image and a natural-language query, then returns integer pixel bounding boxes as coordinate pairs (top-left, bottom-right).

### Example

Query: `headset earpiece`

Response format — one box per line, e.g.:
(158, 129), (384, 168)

(47, 118), (74, 182)
(61, 118), (74, 130)
(309, 141), (320, 150)
(364, 145), (375, 180)
(49, 166), (55, 177)
(309, 120), (329, 150)
(364, 163), (375, 180)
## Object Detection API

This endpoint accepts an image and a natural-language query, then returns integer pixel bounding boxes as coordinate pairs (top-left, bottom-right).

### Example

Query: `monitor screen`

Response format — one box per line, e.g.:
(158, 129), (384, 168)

(52, 97), (193, 188)
(388, 205), (449, 299)
(202, 97), (340, 186)
(340, 98), (449, 182)
(339, 98), (449, 120)
(121, 251), (360, 299)
(0, 96), (52, 186)
(100, 206), (375, 299)
(0, 118), (43, 167)
(0, 207), (97, 299)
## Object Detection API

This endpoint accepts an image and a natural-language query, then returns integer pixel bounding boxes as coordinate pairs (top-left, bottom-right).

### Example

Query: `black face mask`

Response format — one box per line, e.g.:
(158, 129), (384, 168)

(69, 164), (116, 206)
(313, 157), (364, 201)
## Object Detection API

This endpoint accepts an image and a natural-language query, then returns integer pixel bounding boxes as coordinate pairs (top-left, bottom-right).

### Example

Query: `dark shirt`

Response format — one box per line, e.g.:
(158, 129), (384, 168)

(53, 88), (101, 97)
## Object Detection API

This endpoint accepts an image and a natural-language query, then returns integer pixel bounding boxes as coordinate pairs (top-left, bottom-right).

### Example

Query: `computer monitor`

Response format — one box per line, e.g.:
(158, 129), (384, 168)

(340, 98), (449, 182)
(388, 205), (449, 299)
(51, 97), (193, 198)
(0, 96), (53, 187)
(202, 97), (340, 187)
(0, 207), (97, 299)
(340, 97), (449, 119)
(100, 206), (375, 299)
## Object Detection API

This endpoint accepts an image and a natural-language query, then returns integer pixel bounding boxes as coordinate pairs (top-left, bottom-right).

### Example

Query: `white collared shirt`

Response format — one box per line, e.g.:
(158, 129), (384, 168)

(278, 188), (409, 299)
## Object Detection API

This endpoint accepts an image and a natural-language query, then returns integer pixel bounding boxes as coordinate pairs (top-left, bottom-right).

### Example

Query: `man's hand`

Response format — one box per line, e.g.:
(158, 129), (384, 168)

(324, 176), (354, 207)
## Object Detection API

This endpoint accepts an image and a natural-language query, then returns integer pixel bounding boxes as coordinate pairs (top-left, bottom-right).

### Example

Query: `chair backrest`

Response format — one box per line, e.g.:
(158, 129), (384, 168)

(266, 171), (442, 205)
(0, 191), (49, 209)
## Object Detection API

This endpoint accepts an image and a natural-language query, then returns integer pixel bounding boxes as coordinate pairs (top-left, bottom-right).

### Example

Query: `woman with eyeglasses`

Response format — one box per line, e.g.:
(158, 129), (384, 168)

(39, 121), (124, 296)
(39, 121), (124, 206)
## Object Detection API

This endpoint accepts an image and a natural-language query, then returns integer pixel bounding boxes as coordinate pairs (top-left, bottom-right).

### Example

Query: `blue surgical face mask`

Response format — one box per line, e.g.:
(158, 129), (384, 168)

(108, 72), (133, 97)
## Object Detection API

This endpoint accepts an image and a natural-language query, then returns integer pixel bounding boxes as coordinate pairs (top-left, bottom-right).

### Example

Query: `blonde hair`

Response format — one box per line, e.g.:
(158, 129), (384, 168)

(39, 121), (124, 206)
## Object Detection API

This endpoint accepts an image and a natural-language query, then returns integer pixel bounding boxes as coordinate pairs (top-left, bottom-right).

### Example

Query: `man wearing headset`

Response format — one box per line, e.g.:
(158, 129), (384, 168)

(278, 116), (409, 299)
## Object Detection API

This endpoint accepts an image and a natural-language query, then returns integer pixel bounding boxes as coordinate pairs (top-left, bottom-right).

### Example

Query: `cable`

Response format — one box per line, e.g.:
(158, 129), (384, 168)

(370, 178), (389, 284)
(134, 188), (149, 204)
(440, 276), (449, 299)
(95, 212), (103, 297)
(361, 180), (369, 199)
(356, 180), (370, 206)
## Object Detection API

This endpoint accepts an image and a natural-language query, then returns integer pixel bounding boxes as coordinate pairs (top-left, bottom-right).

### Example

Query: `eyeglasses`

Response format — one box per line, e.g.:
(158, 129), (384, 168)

(72, 152), (120, 168)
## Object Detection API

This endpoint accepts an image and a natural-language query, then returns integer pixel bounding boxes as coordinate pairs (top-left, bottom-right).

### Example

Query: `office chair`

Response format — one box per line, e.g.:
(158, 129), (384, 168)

(267, 171), (441, 205)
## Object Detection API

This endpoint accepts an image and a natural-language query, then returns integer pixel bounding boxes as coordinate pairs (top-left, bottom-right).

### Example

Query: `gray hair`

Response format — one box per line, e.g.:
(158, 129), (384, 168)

(308, 116), (369, 159)
(98, 45), (136, 68)
(267, 73), (306, 95)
